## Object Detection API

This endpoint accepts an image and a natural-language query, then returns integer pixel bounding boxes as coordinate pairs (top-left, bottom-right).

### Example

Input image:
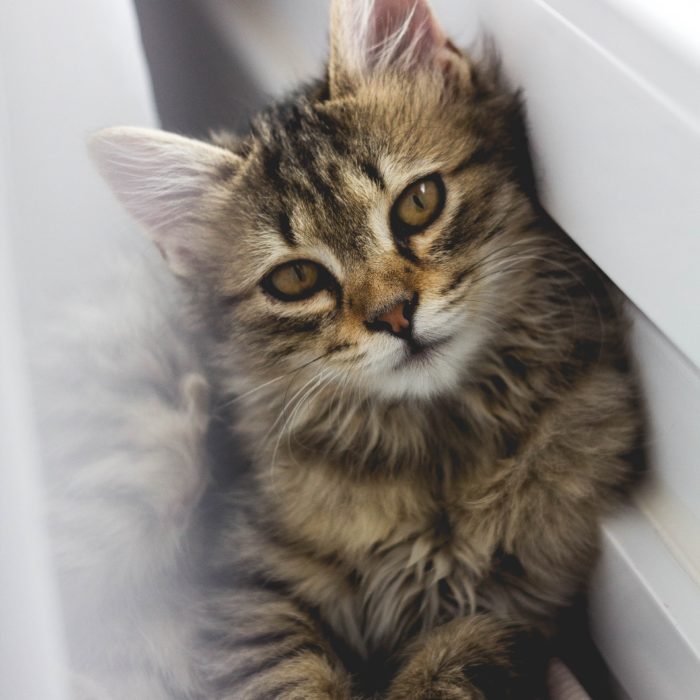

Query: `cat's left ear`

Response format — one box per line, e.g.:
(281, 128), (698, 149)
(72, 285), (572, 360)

(329, 0), (470, 95)
(89, 127), (243, 277)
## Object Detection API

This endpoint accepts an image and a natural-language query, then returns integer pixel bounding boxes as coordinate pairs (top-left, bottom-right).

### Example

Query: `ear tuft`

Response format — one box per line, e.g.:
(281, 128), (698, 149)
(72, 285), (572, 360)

(89, 127), (241, 277)
(329, 0), (468, 94)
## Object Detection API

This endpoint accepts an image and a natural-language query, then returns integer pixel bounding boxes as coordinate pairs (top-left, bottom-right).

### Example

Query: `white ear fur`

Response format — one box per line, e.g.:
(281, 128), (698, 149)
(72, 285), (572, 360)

(330, 0), (467, 91)
(89, 127), (241, 277)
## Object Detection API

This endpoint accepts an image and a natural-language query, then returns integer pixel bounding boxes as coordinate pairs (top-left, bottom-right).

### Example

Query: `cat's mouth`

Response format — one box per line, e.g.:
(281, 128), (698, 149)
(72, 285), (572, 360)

(395, 336), (451, 369)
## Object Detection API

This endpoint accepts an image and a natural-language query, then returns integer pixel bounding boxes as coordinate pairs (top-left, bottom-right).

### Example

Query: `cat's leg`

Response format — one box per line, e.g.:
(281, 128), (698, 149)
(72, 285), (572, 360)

(386, 614), (547, 700)
(200, 583), (354, 700)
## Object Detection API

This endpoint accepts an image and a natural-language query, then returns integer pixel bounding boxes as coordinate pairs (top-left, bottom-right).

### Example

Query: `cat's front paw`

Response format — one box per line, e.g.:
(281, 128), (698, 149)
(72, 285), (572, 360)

(386, 617), (547, 700)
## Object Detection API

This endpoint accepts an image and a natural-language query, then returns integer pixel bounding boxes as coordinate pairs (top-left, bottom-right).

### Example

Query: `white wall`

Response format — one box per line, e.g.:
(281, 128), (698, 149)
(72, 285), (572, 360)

(0, 1), (157, 697)
(200, 0), (480, 95)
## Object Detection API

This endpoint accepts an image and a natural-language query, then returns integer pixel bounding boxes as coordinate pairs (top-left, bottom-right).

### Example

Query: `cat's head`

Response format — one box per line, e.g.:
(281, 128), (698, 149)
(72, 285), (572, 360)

(91, 0), (537, 401)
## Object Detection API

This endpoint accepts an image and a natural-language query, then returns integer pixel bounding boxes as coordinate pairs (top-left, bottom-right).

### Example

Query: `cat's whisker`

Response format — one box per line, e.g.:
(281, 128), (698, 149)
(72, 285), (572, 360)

(263, 367), (329, 452)
(218, 372), (295, 408)
(216, 349), (338, 414)
(278, 350), (337, 407)
(271, 368), (333, 478)
(284, 368), (331, 439)
(265, 370), (328, 483)
(286, 370), (338, 466)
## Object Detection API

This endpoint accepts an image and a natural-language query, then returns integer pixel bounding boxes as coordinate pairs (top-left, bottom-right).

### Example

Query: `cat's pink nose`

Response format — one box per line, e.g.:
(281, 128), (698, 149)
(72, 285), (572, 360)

(377, 302), (411, 335)
(366, 296), (417, 340)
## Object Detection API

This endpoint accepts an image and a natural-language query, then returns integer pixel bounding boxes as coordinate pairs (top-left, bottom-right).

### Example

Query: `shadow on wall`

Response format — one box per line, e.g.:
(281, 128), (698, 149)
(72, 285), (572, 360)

(133, 0), (266, 137)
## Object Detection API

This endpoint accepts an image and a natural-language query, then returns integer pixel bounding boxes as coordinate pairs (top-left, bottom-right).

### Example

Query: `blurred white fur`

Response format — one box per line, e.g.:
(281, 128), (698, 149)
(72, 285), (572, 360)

(29, 238), (209, 699)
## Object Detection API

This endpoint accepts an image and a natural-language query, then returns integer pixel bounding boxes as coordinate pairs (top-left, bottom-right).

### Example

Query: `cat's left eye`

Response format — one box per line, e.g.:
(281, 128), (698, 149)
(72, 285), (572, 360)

(391, 174), (445, 237)
(262, 260), (330, 301)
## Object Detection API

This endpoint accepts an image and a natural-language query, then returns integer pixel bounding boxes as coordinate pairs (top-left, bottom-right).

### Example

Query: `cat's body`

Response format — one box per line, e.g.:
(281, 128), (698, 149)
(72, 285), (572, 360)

(66, 0), (643, 697)
(198, 207), (639, 699)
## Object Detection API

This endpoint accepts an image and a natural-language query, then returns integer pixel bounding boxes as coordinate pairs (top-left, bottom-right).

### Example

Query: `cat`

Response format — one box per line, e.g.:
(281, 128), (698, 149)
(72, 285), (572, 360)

(85, 0), (643, 697)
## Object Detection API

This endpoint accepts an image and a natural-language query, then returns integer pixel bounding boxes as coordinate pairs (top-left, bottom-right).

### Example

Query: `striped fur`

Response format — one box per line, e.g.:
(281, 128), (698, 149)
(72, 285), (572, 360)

(88, 1), (644, 697)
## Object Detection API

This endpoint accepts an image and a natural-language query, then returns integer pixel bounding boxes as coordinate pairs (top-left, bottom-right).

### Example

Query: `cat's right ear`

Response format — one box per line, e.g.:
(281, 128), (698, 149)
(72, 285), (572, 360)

(89, 127), (242, 277)
(329, 0), (470, 96)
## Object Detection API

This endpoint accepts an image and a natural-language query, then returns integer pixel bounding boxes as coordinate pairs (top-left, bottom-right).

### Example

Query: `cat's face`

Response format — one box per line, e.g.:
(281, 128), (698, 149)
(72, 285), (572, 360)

(91, 0), (536, 401)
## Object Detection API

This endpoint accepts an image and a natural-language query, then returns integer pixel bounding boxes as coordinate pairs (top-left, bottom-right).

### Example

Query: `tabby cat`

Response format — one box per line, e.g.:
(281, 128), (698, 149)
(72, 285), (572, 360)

(87, 0), (643, 697)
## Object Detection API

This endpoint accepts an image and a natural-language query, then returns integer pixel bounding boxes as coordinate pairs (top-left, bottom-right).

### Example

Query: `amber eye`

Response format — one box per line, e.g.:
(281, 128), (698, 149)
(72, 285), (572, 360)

(391, 174), (446, 237)
(263, 260), (330, 301)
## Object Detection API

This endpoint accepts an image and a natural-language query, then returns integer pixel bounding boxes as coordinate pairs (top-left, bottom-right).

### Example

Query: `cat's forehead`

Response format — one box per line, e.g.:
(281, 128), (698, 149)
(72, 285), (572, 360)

(251, 92), (385, 194)
(239, 81), (467, 259)
(250, 78), (454, 170)
(248, 113), (370, 257)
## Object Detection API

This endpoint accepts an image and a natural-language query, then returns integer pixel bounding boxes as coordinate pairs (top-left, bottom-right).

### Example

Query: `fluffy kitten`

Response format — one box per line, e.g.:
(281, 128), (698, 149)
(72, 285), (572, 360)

(32, 243), (210, 699)
(88, 0), (643, 697)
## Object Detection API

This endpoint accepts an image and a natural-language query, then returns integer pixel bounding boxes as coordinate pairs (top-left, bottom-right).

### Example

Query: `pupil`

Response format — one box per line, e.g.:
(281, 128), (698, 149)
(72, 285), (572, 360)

(294, 264), (305, 282)
(412, 194), (425, 210)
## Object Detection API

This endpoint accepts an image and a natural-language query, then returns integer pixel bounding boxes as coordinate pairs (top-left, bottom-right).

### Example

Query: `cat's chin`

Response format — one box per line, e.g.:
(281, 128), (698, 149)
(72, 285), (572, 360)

(363, 329), (484, 401)
(369, 362), (462, 400)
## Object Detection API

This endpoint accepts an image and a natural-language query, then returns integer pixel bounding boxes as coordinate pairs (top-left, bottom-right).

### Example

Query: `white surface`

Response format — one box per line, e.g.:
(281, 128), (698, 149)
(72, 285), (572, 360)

(200, 0), (479, 95)
(542, 0), (700, 121)
(630, 307), (700, 583)
(477, 0), (700, 373)
(604, 0), (700, 71)
(591, 507), (700, 700)
(1, 0), (157, 318)
(0, 0), (157, 697)
(0, 65), (69, 700)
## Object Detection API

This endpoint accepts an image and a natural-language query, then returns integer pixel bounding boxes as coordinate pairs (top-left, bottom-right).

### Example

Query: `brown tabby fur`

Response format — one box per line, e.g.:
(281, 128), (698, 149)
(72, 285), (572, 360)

(90, 1), (643, 697)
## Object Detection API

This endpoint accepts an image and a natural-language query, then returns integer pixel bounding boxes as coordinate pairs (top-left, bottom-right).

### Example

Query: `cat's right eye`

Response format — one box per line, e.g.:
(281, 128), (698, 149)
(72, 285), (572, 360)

(262, 260), (331, 301)
(390, 174), (446, 239)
